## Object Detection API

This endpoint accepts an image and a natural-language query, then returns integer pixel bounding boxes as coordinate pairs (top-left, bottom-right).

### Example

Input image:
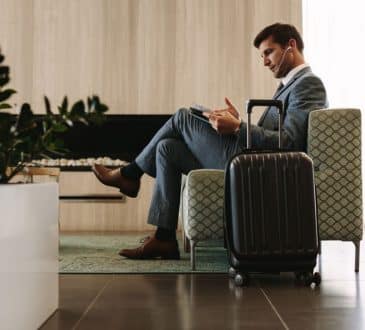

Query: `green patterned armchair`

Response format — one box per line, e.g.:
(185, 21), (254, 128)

(307, 108), (363, 272)
(182, 108), (363, 272)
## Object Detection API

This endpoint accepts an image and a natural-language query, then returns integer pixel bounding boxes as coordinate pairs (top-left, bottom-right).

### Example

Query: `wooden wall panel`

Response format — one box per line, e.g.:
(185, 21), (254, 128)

(1, 0), (301, 119)
(176, 0), (239, 111)
(0, 0), (302, 231)
(245, 0), (303, 104)
(32, 0), (107, 111)
(0, 0), (33, 104)
(59, 174), (156, 232)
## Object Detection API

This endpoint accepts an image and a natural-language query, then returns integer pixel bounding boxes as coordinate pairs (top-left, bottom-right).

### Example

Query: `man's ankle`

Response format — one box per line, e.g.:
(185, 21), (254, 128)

(120, 161), (143, 180)
(155, 227), (176, 241)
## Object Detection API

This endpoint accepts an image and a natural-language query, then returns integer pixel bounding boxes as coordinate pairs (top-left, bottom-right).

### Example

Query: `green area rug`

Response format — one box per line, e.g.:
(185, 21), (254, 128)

(59, 232), (229, 273)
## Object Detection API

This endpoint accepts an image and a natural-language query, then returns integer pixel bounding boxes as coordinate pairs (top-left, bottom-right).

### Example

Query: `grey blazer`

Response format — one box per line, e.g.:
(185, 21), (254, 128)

(239, 67), (328, 151)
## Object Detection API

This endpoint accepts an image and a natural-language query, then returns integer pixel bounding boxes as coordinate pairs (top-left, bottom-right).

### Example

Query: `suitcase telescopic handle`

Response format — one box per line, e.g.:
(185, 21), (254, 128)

(245, 99), (284, 149)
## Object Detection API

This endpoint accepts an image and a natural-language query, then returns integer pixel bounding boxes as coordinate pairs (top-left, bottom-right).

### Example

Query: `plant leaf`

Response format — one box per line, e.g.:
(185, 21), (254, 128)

(87, 96), (92, 111)
(78, 117), (88, 125)
(87, 112), (105, 125)
(96, 103), (109, 113)
(15, 103), (34, 131)
(0, 89), (16, 102)
(52, 122), (68, 133)
(70, 100), (85, 118)
(58, 96), (68, 115)
(0, 113), (12, 140)
(0, 103), (11, 110)
(0, 66), (9, 75)
(0, 65), (10, 87)
(44, 96), (52, 114)
(0, 76), (10, 87)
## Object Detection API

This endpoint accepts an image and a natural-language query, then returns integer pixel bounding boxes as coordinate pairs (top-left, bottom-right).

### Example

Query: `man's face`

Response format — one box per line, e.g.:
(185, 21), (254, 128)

(258, 36), (292, 79)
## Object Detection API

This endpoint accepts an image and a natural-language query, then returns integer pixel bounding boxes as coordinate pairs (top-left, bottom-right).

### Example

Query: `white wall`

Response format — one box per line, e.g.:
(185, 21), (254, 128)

(303, 0), (365, 203)
(302, 0), (365, 112)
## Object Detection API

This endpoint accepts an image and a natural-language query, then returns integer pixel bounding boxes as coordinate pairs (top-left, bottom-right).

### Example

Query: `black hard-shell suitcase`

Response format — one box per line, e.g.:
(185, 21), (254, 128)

(224, 99), (321, 286)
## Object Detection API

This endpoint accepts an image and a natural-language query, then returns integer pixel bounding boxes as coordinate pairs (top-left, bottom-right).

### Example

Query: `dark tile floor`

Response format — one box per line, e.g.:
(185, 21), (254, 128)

(41, 241), (364, 330)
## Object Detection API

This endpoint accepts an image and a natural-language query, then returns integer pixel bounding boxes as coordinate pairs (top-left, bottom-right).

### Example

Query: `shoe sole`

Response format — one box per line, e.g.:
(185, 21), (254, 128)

(119, 252), (180, 260)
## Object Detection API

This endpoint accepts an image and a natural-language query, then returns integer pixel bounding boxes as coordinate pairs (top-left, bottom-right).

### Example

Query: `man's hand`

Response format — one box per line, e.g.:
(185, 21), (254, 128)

(210, 97), (240, 119)
(203, 97), (242, 134)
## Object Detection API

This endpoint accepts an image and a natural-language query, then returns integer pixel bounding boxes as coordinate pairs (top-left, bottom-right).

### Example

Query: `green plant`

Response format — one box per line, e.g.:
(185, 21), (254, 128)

(0, 50), (108, 183)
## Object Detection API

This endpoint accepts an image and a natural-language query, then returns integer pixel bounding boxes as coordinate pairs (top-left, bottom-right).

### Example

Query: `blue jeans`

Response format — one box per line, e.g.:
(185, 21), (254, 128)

(135, 108), (242, 230)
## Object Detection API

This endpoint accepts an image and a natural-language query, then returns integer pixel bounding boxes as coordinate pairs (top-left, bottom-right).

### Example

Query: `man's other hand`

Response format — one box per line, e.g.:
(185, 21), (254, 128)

(203, 97), (242, 134)
(209, 97), (240, 119)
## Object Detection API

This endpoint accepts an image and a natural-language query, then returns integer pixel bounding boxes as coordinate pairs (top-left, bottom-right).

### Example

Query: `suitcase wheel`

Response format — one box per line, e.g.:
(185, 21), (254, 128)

(234, 273), (250, 287)
(303, 273), (313, 286)
(295, 271), (321, 287)
(313, 272), (321, 286)
(295, 271), (305, 282)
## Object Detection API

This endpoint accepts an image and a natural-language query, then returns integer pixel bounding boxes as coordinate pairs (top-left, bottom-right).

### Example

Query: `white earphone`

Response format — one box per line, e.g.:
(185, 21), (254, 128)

(276, 46), (293, 72)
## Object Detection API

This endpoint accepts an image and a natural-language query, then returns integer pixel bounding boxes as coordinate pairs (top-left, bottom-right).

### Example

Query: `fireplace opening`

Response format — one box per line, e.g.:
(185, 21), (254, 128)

(32, 114), (171, 170)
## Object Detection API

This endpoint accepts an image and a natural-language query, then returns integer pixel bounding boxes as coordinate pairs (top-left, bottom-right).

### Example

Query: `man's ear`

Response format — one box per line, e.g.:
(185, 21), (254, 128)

(288, 38), (297, 51)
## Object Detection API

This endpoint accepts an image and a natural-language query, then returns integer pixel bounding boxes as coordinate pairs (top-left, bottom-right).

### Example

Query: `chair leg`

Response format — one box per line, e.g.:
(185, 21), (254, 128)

(353, 241), (360, 273)
(183, 231), (190, 253)
(190, 240), (197, 271)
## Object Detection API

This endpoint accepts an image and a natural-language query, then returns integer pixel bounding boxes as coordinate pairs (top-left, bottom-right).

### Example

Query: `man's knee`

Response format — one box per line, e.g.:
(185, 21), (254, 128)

(174, 107), (190, 121)
(177, 107), (189, 115)
(156, 138), (177, 157)
(171, 108), (191, 132)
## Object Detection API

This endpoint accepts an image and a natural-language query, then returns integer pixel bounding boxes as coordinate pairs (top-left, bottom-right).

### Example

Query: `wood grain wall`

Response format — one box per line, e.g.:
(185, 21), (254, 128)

(0, 0), (301, 118)
(0, 0), (302, 231)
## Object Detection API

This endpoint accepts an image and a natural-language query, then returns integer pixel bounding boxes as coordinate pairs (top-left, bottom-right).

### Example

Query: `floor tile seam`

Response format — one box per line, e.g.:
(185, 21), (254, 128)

(71, 277), (112, 330)
(258, 285), (290, 330)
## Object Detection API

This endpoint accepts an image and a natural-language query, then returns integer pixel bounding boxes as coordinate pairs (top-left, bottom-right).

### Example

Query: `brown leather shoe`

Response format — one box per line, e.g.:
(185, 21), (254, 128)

(92, 164), (140, 198)
(119, 235), (180, 260)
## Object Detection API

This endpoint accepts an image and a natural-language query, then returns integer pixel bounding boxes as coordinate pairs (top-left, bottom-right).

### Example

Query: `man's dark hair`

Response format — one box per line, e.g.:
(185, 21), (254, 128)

(253, 23), (304, 53)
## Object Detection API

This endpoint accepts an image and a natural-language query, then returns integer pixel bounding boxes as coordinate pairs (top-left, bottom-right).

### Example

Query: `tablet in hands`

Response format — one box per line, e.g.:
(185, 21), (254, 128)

(189, 104), (212, 123)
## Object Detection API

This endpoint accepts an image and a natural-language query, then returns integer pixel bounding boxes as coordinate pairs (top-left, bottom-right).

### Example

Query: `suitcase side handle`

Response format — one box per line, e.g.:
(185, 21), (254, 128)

(245, 99), (283, 149)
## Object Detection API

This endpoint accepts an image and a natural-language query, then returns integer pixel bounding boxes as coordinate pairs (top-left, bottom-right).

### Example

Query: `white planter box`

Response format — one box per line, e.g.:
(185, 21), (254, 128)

(0, 182), (59, 330)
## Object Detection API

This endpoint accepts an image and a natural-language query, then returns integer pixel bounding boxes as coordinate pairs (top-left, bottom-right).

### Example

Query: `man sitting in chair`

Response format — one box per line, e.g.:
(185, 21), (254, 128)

(93, 23), (328, 260)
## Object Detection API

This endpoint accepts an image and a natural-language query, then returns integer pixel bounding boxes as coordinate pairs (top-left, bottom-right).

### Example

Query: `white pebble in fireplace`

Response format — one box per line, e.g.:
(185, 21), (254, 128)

(29, 157), (128, 168)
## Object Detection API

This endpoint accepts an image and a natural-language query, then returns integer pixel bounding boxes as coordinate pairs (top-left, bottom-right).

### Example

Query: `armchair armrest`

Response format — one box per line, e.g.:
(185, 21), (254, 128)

(182, 169), (225, 241)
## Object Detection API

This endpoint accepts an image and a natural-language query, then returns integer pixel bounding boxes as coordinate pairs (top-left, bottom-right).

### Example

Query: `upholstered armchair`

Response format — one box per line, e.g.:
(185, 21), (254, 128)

(182, 107), (363, 272)
(307, 108), (363, 272)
